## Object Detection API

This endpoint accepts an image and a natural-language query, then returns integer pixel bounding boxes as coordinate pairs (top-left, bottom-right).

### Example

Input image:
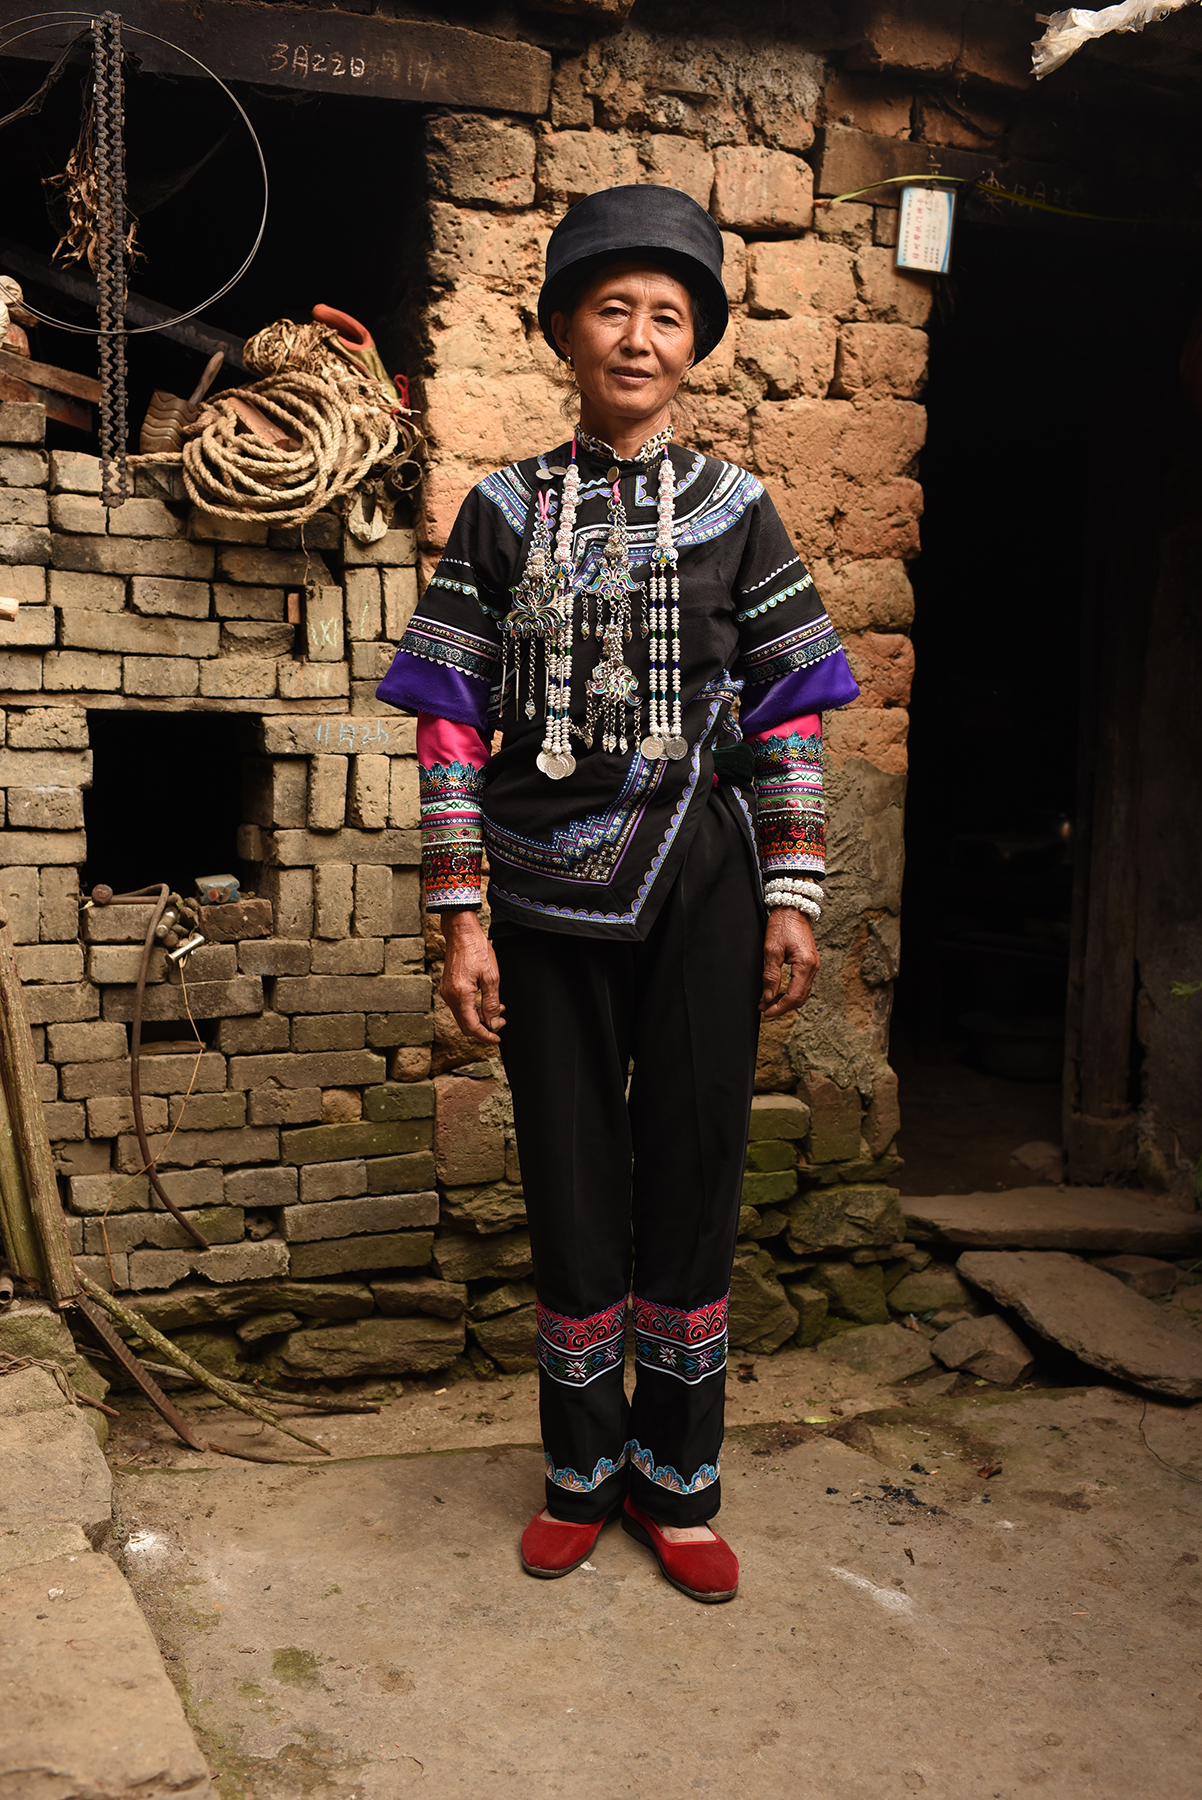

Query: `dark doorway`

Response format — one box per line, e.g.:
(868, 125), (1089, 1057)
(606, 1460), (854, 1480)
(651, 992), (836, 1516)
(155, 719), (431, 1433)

(83, 710), (251, 901)
(891, 216), (1185, 1197)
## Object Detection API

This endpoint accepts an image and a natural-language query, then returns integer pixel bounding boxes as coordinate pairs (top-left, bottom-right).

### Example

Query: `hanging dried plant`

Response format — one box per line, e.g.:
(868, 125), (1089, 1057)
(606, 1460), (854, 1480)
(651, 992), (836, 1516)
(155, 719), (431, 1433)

(44, 98), (140, 273)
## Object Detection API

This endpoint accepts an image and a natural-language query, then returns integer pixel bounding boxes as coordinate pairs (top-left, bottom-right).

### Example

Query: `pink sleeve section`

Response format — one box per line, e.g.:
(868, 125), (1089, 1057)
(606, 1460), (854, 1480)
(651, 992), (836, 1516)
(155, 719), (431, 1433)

(746, 711), (821, 744)
(416, 711), (492, 770)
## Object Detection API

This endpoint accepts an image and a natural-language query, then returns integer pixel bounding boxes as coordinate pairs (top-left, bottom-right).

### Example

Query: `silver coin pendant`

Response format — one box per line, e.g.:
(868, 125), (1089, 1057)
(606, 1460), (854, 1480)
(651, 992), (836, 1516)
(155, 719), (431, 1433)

(663, 735), (688, 760)
(640, 735), (664, 760)
(546, 752), (575, 780)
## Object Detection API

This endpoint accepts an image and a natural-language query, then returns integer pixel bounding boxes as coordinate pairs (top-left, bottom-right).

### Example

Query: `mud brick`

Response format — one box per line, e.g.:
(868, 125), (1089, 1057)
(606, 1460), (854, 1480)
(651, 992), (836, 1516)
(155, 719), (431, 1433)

(6, 788), (81, 830)
(353, 864), (393, 938)
(0, 867), (39, 942)
(123, 657), (200, 697)
(46, 1020), (126, 1063)
(224, 1165), (298, 1208)
(381, 565), (418, 640)
(301, 584), (343, 663)
(344, 527), (416, 567)
(53, 1140), (113, 1178)
(0, 649), (42, 690)
(42, 651), (121, 692)
(248, 1085), (322, 1126)
(172, 943), (236, 981)
(168, 1091), (246, 1130)
(75, 1252), (127, 1288)
(198, 657), (278, 699)
(237, 938), (311, 977)
(280, 1192), (439, 1242)
(259, 868), (311, 942)
(394, 870), (421, 937)
(61, 1052), (224, 1100)
(7, 710), (83, 753)
(217, 546), (315, 585)
(434, 1075), (504, 1185)
(83, 1205), (244, 1255)
(388, 760), (419, 830)
(15, 943), (84, 983)
(105, 497), (184, 538)
(102, 975), (264, 1023)
(276, 662), (349, 701)
(48, 493), (104, 532)
(115, 1124), (279, 1173)
(292, 1014), (365, 1053)
(384, 940), (425, 974)
(347, 643), (393, 683)
(288, 1231), (432, 1279)
(0, 487), (48, 526)
(196, 897), (274, 943)
(0, 606), (54, 648)
(281, 1118), (432, 1165)
(51, 536), (214, 578)
(274, 974), (430, 1015)
(313, 862), (353, 939)
(344, 567), (382, 641)
(0, 446), (47, 485)
(367, 1151), (437, 1199)
(213, 1013), (290, 1054)
(126, 1240), (289, 1291)
(48, 570), (117, 616)
(34, 1062), (57, 1102)
(82, 901), (156, 944)
(0, 401), (46, 444)
(270, 512), (341, 550)
(0, 747), (91, 788)
(310, 939), (383, 976)
(748, 1095), (813, 1140)
(42, 1100), (86, 1140)
(367, 1012), (434, 1049)
(270, 827), (419, 867)
(212, 583), (284, 620)
(128, 576), (211, 618)
(59, 1059), (128, 1100)
(1, 564), (47, 605)
(308, 755), (348, 831)
(364, 1081), (435, 1123)
(221, 621), (293, 657)
(86, 1093), (168, 1137)
(86, 946), (165, 984)
(0, 519), (50, 566)
(21, 981), (99, 1025)
(49, 450), (101, 492)
(347, 752), (389, 828)
(228, 1050), (385, 1090)
(188, 508), (269, 545)
(39, 865), (80, 942)
(300, 1160), (367, 1203)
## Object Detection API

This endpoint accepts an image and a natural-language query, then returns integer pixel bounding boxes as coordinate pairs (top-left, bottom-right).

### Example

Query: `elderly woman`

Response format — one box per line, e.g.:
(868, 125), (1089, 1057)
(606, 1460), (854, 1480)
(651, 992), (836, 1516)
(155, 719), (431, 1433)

(378, 185), (858, 1604)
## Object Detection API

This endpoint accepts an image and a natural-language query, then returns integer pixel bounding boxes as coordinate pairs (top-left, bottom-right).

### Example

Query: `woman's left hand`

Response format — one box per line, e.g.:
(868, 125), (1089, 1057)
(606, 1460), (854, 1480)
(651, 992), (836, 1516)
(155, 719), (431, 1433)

(759, 908), (820, 1018)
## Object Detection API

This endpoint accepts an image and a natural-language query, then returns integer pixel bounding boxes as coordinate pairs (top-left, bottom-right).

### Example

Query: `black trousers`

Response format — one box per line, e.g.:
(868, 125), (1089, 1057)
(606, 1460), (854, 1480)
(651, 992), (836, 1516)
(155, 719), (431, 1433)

(494, 787), (763, 1527)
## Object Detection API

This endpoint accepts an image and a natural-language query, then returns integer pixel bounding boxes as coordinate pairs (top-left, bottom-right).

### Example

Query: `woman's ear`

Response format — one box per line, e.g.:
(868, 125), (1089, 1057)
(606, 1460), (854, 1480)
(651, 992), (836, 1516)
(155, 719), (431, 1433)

(551, 311), (572, 362)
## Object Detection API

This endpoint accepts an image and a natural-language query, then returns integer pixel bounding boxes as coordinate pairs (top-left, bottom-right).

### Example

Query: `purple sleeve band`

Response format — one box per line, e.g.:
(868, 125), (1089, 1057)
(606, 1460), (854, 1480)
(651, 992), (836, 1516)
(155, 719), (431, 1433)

(375, 650), (492, 731)
(740, 651), (860, 735)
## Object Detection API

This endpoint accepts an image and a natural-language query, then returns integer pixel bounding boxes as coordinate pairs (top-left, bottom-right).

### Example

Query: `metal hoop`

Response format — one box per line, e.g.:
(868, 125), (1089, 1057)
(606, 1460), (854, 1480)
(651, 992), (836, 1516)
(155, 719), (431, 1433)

(0, 10), (269, 335)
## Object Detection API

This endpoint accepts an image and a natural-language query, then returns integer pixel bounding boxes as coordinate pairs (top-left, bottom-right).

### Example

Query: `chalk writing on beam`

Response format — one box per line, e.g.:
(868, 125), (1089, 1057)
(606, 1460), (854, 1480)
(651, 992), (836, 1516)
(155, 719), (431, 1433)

(314, 720), (392, 751)
(268, 44), (367, 78)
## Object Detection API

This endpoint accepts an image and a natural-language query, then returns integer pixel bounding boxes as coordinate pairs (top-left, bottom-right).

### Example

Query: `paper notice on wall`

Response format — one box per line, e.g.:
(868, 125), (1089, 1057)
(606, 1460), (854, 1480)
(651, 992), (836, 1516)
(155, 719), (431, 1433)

(897, 187), (956, 274)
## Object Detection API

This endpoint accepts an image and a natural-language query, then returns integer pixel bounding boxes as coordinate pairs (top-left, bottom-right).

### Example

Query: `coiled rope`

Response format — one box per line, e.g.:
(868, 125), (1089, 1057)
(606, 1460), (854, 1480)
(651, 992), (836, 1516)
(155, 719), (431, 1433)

(173, 318), (421, 526)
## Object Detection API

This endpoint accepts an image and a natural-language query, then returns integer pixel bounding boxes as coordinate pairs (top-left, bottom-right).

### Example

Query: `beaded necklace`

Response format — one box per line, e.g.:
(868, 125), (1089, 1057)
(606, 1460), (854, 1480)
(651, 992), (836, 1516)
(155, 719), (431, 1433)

(505, 427), (683, 780)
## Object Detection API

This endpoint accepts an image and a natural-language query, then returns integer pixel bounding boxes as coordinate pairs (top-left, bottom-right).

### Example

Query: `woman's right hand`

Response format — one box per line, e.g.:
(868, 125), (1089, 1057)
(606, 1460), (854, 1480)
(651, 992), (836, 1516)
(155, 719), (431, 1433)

(439, 910), (505, 1045)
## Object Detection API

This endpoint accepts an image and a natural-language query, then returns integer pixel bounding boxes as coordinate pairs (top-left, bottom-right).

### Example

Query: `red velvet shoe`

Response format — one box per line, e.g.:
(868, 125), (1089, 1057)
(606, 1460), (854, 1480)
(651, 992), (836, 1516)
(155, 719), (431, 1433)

(621, 1497), (739, 1603)
(520, 1509), (612, 1579)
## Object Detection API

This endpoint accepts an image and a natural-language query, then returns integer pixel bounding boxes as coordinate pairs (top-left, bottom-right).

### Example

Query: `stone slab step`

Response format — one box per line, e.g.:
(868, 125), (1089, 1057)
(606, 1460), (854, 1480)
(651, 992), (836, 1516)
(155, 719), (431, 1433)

(903, 1187), (1202, 1256)
(0, 1366), (112, 1543)
(958, 1250), (1202, 1399)
(0, 1549), (214, 1799)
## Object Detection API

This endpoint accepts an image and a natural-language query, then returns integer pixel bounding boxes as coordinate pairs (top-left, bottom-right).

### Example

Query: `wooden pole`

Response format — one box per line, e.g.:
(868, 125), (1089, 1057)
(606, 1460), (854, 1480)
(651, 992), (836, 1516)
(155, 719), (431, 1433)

(0, 1060), (46, 1288)
(76, 1273), (332, 1456)
(0, 917), (77, 1305)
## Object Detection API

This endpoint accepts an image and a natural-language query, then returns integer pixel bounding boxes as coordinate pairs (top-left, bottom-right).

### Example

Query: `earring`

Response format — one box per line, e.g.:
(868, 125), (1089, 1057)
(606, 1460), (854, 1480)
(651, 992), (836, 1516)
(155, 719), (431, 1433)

(567, 355), (574, 371)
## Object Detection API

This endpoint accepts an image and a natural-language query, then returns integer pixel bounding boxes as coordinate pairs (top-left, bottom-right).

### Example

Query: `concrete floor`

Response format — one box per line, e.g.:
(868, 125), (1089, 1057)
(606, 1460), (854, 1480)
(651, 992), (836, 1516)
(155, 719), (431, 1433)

(109, 1351), (1202, 1800)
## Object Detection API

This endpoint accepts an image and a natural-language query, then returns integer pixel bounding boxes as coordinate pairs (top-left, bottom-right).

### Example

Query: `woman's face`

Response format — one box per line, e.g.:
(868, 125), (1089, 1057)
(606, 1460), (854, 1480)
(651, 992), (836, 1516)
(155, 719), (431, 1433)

(552, 263), (695, 429)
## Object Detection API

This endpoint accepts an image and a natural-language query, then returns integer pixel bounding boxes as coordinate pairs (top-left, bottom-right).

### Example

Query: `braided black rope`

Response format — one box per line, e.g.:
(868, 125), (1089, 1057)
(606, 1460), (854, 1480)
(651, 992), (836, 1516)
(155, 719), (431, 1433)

(92, 11), (128, 506)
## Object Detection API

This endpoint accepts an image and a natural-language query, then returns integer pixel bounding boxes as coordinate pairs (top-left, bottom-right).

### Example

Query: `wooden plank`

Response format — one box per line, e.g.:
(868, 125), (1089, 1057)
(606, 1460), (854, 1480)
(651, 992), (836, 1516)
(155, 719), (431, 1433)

(0, 0), (552, 113)
(0, 348), (101, 402)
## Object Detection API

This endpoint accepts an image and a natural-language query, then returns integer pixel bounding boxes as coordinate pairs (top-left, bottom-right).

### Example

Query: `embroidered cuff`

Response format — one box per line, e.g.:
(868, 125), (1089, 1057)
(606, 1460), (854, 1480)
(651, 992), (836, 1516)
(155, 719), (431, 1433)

(751, 726), (825, 881)
(419, 759), (486, 910)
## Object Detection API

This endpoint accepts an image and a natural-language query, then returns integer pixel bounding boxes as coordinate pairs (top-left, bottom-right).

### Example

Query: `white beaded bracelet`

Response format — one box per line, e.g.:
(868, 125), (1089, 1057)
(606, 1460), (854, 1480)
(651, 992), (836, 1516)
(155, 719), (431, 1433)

(764, 876), (822, 921)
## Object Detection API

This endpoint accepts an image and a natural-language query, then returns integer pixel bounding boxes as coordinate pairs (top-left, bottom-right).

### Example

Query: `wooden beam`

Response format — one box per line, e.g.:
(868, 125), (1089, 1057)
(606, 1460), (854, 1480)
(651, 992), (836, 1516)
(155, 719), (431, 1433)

(0, 0), (552, 114)
(0, 348), (101, 402)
